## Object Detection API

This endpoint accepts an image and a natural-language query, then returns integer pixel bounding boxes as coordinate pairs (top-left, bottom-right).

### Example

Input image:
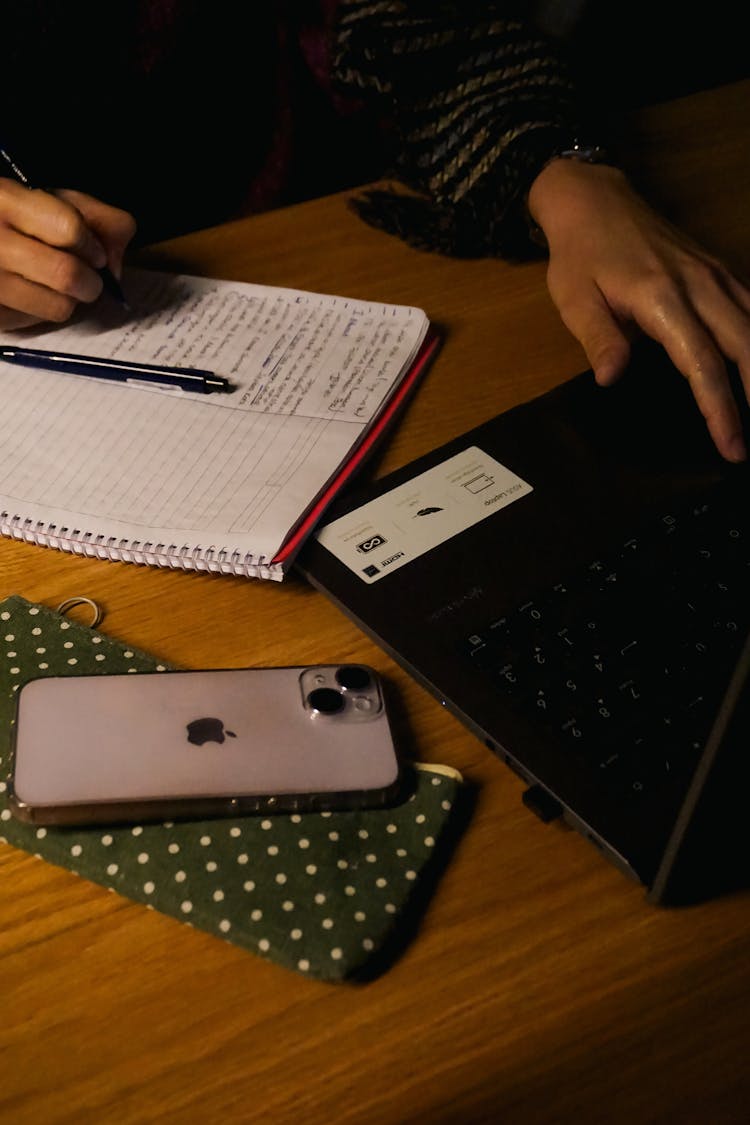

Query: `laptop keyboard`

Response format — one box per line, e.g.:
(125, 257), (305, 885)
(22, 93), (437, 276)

(463, 490), (750, 801)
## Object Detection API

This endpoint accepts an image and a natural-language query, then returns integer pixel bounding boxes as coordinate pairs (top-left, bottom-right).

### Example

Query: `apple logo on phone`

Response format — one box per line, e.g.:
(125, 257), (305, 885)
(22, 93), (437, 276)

(186, 717), (237, 746)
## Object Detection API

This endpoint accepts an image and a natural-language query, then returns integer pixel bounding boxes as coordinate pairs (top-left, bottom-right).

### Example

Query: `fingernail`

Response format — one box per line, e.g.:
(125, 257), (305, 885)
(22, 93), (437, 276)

(593, 358), (622, 387)
(726, 434), (747, 462)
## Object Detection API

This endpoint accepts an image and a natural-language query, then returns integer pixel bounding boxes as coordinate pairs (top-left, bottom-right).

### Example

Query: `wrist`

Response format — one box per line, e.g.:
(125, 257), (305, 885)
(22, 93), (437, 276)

(527, 159), (627, 246)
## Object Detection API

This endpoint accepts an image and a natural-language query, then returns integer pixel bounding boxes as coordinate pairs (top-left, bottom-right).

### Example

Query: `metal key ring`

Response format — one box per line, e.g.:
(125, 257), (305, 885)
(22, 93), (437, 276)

(55, 596), (104, 629)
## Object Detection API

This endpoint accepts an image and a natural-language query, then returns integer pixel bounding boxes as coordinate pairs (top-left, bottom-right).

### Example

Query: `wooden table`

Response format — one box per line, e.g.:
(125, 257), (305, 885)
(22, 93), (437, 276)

(2, 81), (749, 1125)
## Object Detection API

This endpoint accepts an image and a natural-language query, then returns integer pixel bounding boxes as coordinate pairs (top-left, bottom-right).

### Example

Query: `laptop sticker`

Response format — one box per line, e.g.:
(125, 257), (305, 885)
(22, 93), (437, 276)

(314, 446), (533, 583)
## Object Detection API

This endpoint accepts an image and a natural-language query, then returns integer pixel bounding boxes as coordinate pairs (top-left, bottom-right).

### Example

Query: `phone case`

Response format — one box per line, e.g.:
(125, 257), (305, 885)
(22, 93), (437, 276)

(9, 665), (401, 826)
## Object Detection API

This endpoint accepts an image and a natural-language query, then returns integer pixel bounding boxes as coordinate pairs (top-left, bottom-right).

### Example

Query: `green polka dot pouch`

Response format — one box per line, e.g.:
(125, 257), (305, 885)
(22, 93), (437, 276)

(0, 596), (464, 981)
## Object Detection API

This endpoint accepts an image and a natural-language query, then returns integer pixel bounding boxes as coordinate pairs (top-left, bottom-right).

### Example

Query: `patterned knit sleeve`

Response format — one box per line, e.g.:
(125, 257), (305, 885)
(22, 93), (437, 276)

(332, 0), (592, 258)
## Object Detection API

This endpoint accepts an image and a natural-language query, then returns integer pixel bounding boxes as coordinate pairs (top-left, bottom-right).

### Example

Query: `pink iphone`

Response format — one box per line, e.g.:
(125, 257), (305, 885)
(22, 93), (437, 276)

(9, 664), (402, 826)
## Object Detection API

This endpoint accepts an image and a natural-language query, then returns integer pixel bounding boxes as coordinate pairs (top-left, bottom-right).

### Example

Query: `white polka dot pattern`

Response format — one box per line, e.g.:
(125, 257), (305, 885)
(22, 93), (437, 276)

(0, 596), (462, 981)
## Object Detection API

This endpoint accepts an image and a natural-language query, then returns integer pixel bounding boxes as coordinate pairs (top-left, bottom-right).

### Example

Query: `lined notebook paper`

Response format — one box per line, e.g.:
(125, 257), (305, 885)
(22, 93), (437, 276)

(0, 269), (432, 579)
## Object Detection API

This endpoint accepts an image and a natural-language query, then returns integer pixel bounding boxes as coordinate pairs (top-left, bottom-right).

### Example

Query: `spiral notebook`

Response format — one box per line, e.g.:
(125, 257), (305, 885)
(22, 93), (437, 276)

(0, 269), (434, 580)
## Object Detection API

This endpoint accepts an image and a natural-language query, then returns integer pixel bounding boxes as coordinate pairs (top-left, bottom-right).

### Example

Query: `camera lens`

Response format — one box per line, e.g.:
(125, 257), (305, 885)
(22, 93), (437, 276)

(307, 687), (345, 714)
(335, 665), (372, 691)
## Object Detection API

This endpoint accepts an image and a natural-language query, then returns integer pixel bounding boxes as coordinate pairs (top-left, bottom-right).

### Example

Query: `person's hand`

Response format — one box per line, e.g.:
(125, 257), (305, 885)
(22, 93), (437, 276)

(527, 159), (750, 462)
(0, 179), (136, 330)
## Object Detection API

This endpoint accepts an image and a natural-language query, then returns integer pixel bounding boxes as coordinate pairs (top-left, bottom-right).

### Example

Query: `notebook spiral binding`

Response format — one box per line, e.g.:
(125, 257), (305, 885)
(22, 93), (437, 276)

(0, 510), (283, 581)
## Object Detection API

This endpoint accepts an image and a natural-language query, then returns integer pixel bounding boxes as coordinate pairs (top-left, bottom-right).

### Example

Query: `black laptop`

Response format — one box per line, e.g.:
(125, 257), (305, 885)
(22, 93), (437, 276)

(298, 341), (750, 905)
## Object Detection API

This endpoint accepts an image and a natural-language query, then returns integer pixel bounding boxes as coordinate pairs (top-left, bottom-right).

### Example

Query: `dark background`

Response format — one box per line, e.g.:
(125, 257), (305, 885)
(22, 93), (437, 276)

(565, 1), (749, 110)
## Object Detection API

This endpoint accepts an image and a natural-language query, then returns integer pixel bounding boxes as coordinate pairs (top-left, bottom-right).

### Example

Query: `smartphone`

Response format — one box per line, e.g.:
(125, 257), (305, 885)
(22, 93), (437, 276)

(8, 664), (402, 826)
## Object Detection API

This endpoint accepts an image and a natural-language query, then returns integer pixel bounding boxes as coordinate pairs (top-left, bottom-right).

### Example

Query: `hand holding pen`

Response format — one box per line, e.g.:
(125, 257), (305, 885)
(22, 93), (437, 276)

(0, 143), (136, 331)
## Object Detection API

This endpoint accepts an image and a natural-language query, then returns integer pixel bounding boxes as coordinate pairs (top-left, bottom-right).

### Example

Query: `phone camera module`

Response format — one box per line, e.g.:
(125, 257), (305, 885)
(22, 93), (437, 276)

(307, 687), (345, 715)
(335, 665), (372, 691)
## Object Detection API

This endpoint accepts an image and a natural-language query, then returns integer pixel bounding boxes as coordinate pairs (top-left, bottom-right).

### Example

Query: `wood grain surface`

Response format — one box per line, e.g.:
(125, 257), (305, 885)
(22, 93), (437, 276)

(1, 81), (749, 1125)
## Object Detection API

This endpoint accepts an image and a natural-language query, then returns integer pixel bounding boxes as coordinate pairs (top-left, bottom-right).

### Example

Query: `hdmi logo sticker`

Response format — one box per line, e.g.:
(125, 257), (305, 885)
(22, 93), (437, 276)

(356, 533), (387, 554)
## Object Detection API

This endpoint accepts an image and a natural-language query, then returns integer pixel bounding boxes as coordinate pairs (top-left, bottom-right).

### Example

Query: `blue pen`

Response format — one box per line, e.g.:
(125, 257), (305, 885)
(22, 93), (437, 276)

(0, 140), (129, 309)
(0, 345), (233, 395)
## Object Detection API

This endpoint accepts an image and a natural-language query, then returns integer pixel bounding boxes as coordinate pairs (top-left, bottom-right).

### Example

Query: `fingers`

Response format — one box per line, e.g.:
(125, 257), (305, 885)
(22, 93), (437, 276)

(559, 272), (748, 462)
(693, 263), (750, 410)
(0, 270), (79, 326)
(0, 178), (136, 327)
(57, 189), (137, 278)
(0, 216), (102, 327)
(0, 179), (107, 270)
(532, 163), (750, 462)
(552, 281), (633, 386)
(0, 222), (103, 304)
(641, 293), (748, 463)
(0, 303), (53, 331)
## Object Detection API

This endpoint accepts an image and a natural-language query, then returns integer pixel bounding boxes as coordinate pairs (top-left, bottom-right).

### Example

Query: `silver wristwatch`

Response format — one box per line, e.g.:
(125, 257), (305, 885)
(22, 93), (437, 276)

(550, 141), (611, 165)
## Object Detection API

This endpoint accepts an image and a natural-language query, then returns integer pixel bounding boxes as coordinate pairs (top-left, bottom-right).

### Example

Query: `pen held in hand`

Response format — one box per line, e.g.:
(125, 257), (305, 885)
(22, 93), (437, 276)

(0, 346), (234, 395)
(0, 141), (129, 309)
(97, 265), (130, 309)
